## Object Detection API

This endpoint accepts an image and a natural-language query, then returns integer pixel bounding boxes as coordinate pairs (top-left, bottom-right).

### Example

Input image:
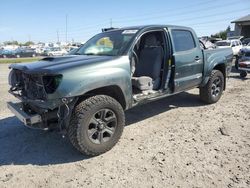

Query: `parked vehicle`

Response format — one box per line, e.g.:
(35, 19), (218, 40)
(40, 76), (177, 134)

(216, 39), (242, 56)
(235, 43), (250, 70)
(45, 47), (67, 56)
(12, 48), (37, 58)
(242, 38), (250, 46)
(7, 25), (233, 156)
(238, 49), (250, 78)
(241, 43), (250, 51)
(0, 49), (14, 58)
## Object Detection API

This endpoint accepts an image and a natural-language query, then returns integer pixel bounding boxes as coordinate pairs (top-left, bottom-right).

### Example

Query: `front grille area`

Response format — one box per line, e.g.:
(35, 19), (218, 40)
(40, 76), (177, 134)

(9, 69), (47, 100)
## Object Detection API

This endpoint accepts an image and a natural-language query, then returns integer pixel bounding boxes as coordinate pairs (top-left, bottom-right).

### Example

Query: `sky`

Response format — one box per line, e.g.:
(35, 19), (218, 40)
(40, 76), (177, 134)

(0, 0), (250, 43)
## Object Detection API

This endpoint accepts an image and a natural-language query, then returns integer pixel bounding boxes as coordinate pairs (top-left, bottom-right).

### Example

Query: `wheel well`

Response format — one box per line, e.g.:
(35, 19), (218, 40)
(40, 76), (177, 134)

(213, 64), (226, 90)
(78, 85), (126, 109)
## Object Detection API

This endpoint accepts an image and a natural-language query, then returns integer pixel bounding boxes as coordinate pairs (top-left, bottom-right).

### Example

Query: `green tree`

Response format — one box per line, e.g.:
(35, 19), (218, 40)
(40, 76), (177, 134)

(3, 41), (19, 45)
(24, 41), (34, 46)
(211, 26), (231, 40)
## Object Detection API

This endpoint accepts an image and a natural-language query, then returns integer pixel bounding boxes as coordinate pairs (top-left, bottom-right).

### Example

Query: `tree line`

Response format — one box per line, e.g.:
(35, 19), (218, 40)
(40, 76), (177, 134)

(2, 41), (35, 46)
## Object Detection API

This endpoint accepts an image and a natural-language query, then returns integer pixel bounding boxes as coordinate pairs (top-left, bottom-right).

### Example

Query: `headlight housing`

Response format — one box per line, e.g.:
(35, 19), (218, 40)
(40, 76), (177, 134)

(43, 75), (62, 94)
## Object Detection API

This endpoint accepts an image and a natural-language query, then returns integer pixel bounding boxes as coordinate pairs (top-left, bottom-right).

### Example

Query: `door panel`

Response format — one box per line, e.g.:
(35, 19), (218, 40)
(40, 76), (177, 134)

(170, 29), (203, 92)
(174, 49), (203, 92)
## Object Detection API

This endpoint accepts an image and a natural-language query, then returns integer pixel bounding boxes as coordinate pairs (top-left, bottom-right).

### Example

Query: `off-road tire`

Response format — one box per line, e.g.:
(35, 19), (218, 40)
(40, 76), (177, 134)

(68, 95), (125, 156)
(240, 71), (247, 78)
(199, 70), (224, 104)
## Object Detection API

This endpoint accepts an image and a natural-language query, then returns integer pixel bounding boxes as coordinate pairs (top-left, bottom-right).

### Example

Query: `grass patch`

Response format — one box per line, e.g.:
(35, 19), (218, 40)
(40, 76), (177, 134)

(0, 57), (42, 64)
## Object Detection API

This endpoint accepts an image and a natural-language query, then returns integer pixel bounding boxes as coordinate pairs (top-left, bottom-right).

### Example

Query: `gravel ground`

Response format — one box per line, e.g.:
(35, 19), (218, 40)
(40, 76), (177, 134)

(0, 63), (249, 188)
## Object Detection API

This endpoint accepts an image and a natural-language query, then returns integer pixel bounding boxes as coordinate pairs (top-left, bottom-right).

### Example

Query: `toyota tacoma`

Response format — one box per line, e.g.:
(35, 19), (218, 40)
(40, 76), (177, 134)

(7, 25), (233, 156)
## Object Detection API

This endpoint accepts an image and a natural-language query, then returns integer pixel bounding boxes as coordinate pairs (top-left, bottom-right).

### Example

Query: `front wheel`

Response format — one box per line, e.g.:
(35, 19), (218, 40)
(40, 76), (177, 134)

(68, 95), (125, 156)
(199, 70), (224, 104)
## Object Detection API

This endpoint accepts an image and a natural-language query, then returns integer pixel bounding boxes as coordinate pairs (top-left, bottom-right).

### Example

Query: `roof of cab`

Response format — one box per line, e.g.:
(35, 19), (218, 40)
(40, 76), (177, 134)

(103, 25), (193, 33)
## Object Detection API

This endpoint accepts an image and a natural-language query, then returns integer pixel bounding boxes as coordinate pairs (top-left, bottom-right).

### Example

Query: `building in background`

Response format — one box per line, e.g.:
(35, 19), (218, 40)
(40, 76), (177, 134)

(231, 14), (250, 38)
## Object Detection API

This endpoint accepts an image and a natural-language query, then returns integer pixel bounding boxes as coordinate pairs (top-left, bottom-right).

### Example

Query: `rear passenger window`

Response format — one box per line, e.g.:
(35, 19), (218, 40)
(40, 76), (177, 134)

(172, 30), (196, 52)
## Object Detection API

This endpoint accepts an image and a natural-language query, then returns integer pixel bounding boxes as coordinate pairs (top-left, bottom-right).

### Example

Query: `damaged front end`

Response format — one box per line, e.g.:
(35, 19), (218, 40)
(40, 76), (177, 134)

(7, 68), (77, 131)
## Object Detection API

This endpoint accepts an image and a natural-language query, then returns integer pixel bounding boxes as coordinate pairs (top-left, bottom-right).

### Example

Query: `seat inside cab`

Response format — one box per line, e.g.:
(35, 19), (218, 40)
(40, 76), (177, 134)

(131, 31), (165, 93)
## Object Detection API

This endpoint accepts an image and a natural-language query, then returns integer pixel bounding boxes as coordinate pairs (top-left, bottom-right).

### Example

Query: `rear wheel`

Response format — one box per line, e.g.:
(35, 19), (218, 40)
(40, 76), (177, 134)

(68, 95), (125, 156)
(199, 70), (224, 104)
(240, 71), (247, 78)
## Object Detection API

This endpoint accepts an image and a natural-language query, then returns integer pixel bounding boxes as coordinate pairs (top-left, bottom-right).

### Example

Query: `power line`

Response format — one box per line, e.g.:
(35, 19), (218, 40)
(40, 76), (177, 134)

(6, 0), (248, 42)
(58, 0), (241, 35)
(112, 0), (243, 24)
(56, 0), (216, 31)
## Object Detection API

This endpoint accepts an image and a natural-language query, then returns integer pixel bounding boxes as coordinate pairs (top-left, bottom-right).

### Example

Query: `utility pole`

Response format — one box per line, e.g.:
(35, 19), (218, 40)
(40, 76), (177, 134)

(66, 14), (68, 43)
(110, 18), (112, 28)
(57, 30), (59, 43)
(28, 34), (31, 42)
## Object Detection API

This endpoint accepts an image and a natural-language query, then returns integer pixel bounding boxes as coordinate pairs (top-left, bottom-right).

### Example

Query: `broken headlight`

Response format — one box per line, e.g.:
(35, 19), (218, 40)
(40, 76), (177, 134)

(43, 75), (62, 94)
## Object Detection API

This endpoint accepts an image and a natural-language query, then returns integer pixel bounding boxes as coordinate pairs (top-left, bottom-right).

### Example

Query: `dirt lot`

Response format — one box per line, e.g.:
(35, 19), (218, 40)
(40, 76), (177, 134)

(0, 63), (249, 188)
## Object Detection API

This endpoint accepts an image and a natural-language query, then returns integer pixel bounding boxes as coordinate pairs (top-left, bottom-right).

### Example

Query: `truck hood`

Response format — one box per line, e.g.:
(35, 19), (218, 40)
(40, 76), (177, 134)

(9, 55), (116, 74)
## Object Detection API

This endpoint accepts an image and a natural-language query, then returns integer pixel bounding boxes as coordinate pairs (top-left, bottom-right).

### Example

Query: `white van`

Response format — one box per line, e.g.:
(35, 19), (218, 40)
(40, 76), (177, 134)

(216, 39), (242, 56)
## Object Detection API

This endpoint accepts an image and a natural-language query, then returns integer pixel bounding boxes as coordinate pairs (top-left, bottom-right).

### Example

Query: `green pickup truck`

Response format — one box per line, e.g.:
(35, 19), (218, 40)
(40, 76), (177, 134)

(7, 25), (233, 156)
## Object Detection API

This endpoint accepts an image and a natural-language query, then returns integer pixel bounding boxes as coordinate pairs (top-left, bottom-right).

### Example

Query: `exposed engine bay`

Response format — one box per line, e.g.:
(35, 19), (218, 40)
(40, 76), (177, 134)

(8, 69), (75, 131)
(8, 69), (62, 100)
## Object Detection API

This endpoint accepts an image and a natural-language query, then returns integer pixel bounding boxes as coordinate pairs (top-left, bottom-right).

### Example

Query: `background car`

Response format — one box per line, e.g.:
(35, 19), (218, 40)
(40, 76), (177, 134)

(45, 47), (67, 56)
(12, 48), (37, 58)
(238, 49), (250, 78)
(216, 39), (243, 56)
(241, 43), (250, 52)
(0, 49), (14, 58)
(242, 38), (250, 46)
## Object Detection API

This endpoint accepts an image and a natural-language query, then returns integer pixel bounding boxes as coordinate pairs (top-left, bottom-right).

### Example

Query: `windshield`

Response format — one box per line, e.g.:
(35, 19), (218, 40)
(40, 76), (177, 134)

(216, 41), (230, 46)
(76, 29), (137, 56)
